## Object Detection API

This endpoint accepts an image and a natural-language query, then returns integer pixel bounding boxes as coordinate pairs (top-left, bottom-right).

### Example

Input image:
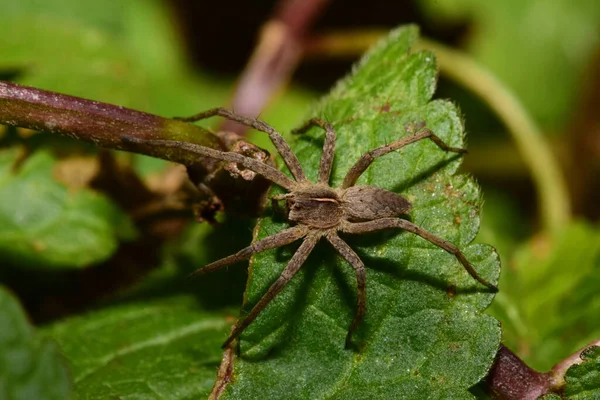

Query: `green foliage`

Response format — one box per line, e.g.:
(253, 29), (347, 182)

(220, 26), (500, 399)
(418, 0), (600, 129)
(0, 286), (71, 399)
(563, 346), (600, 398)
(0, 148), (134, 269)
(45, 295), (233, 399)
(488, 222), (600, 371)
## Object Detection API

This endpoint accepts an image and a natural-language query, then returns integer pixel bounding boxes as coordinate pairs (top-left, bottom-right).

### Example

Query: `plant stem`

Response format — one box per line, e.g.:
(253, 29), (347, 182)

(0, 80), (275, 217)
(550, 338), (600, 389)
(0, 80), (223, 167)
(487, 345), (554, 399)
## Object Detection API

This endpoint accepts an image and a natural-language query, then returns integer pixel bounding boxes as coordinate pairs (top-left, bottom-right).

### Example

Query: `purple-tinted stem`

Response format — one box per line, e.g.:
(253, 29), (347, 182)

(488, 339), (600, 398)
(487, 345), (554, 400)
(0, 80), (223, 166)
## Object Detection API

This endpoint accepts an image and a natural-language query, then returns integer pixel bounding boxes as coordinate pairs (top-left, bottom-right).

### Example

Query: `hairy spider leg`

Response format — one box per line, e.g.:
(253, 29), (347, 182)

(122, 138), (297, 192)
(175, 107), (307, 182)
(325, 232), (366, 348)
(342, 128), (467, 188)
(342, 219), (498, 291)
(223, 233), (320, 348)
(292, 118), (336, 184)
(190, 225), (309, 277)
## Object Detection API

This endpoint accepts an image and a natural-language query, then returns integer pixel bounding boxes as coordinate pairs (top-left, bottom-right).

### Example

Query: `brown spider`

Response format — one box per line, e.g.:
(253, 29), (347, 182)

(131, 108), (497, 349)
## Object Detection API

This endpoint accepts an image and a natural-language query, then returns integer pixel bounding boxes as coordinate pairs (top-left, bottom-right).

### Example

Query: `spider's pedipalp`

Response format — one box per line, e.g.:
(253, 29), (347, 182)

(325, 232), (366, 348)
(124, 137), (297, 191)
(341, 127), (467, 189)
(222, 233), (320, 348)
(342, 218), (497, 291)
(292, 118), (336, 184)
(175, 107), (307, 182)
(270, 193), (291, 215)
(191, 225), (309, 277)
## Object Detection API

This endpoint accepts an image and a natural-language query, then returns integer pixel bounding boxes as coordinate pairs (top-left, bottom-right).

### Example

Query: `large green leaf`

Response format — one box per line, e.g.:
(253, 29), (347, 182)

(0, 148), (135, 269)
(563, 346), (600, 399)
(45, 294), (233, 399)
(218, 26), (500, 399)
(0, 286), (71, 399)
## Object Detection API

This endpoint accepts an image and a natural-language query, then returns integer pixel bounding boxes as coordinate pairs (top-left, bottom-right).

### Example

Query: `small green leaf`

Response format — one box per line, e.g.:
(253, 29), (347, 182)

(540, 394), (562, 400)
(45, 295), (233, 399)
(563, 346), (600, 398)
(0, 148), (135, 269)
(0, 286), (71, 399)
(220, 25), (500, 399)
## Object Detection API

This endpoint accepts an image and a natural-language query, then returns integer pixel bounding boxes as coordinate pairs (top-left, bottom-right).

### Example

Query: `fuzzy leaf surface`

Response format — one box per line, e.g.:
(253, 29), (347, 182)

(219, 25), (501, 399)
(45, 295), (233, 399)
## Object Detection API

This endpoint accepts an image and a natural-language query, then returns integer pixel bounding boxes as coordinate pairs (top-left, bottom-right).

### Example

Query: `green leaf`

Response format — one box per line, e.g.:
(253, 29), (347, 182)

(45, 295), (233, 399)
(0, 285), (71, 399)
(487, 222), (600, 371)
(540, 394), (562, 400)
(0, 148), (135, 269)
(563, 346), (600, 398)
(219, 25), (500, 399)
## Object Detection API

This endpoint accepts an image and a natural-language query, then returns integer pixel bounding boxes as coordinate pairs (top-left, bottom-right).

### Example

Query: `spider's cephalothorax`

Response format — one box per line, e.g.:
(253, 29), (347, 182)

(135, 108), (498, 349)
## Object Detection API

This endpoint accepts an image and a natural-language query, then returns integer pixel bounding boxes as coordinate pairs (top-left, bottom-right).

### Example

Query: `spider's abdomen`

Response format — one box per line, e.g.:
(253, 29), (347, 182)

(342, 185), (412, 221)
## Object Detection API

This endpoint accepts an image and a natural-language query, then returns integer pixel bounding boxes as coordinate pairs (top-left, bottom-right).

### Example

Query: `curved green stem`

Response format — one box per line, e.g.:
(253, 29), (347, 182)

(416, 38), (571, 233)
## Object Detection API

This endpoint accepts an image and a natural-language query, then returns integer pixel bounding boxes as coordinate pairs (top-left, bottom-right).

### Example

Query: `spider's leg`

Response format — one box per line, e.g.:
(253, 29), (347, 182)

(123, 137), (297, 191)
(175, 107), (307, 182)
(292, 118), (336, 184)
(191, 225), (309, 277)
(342, 128), (467, 189)
(222, 233), (320, 348)
(326, 232), (366, 348)
(342, 219), (497, 291)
